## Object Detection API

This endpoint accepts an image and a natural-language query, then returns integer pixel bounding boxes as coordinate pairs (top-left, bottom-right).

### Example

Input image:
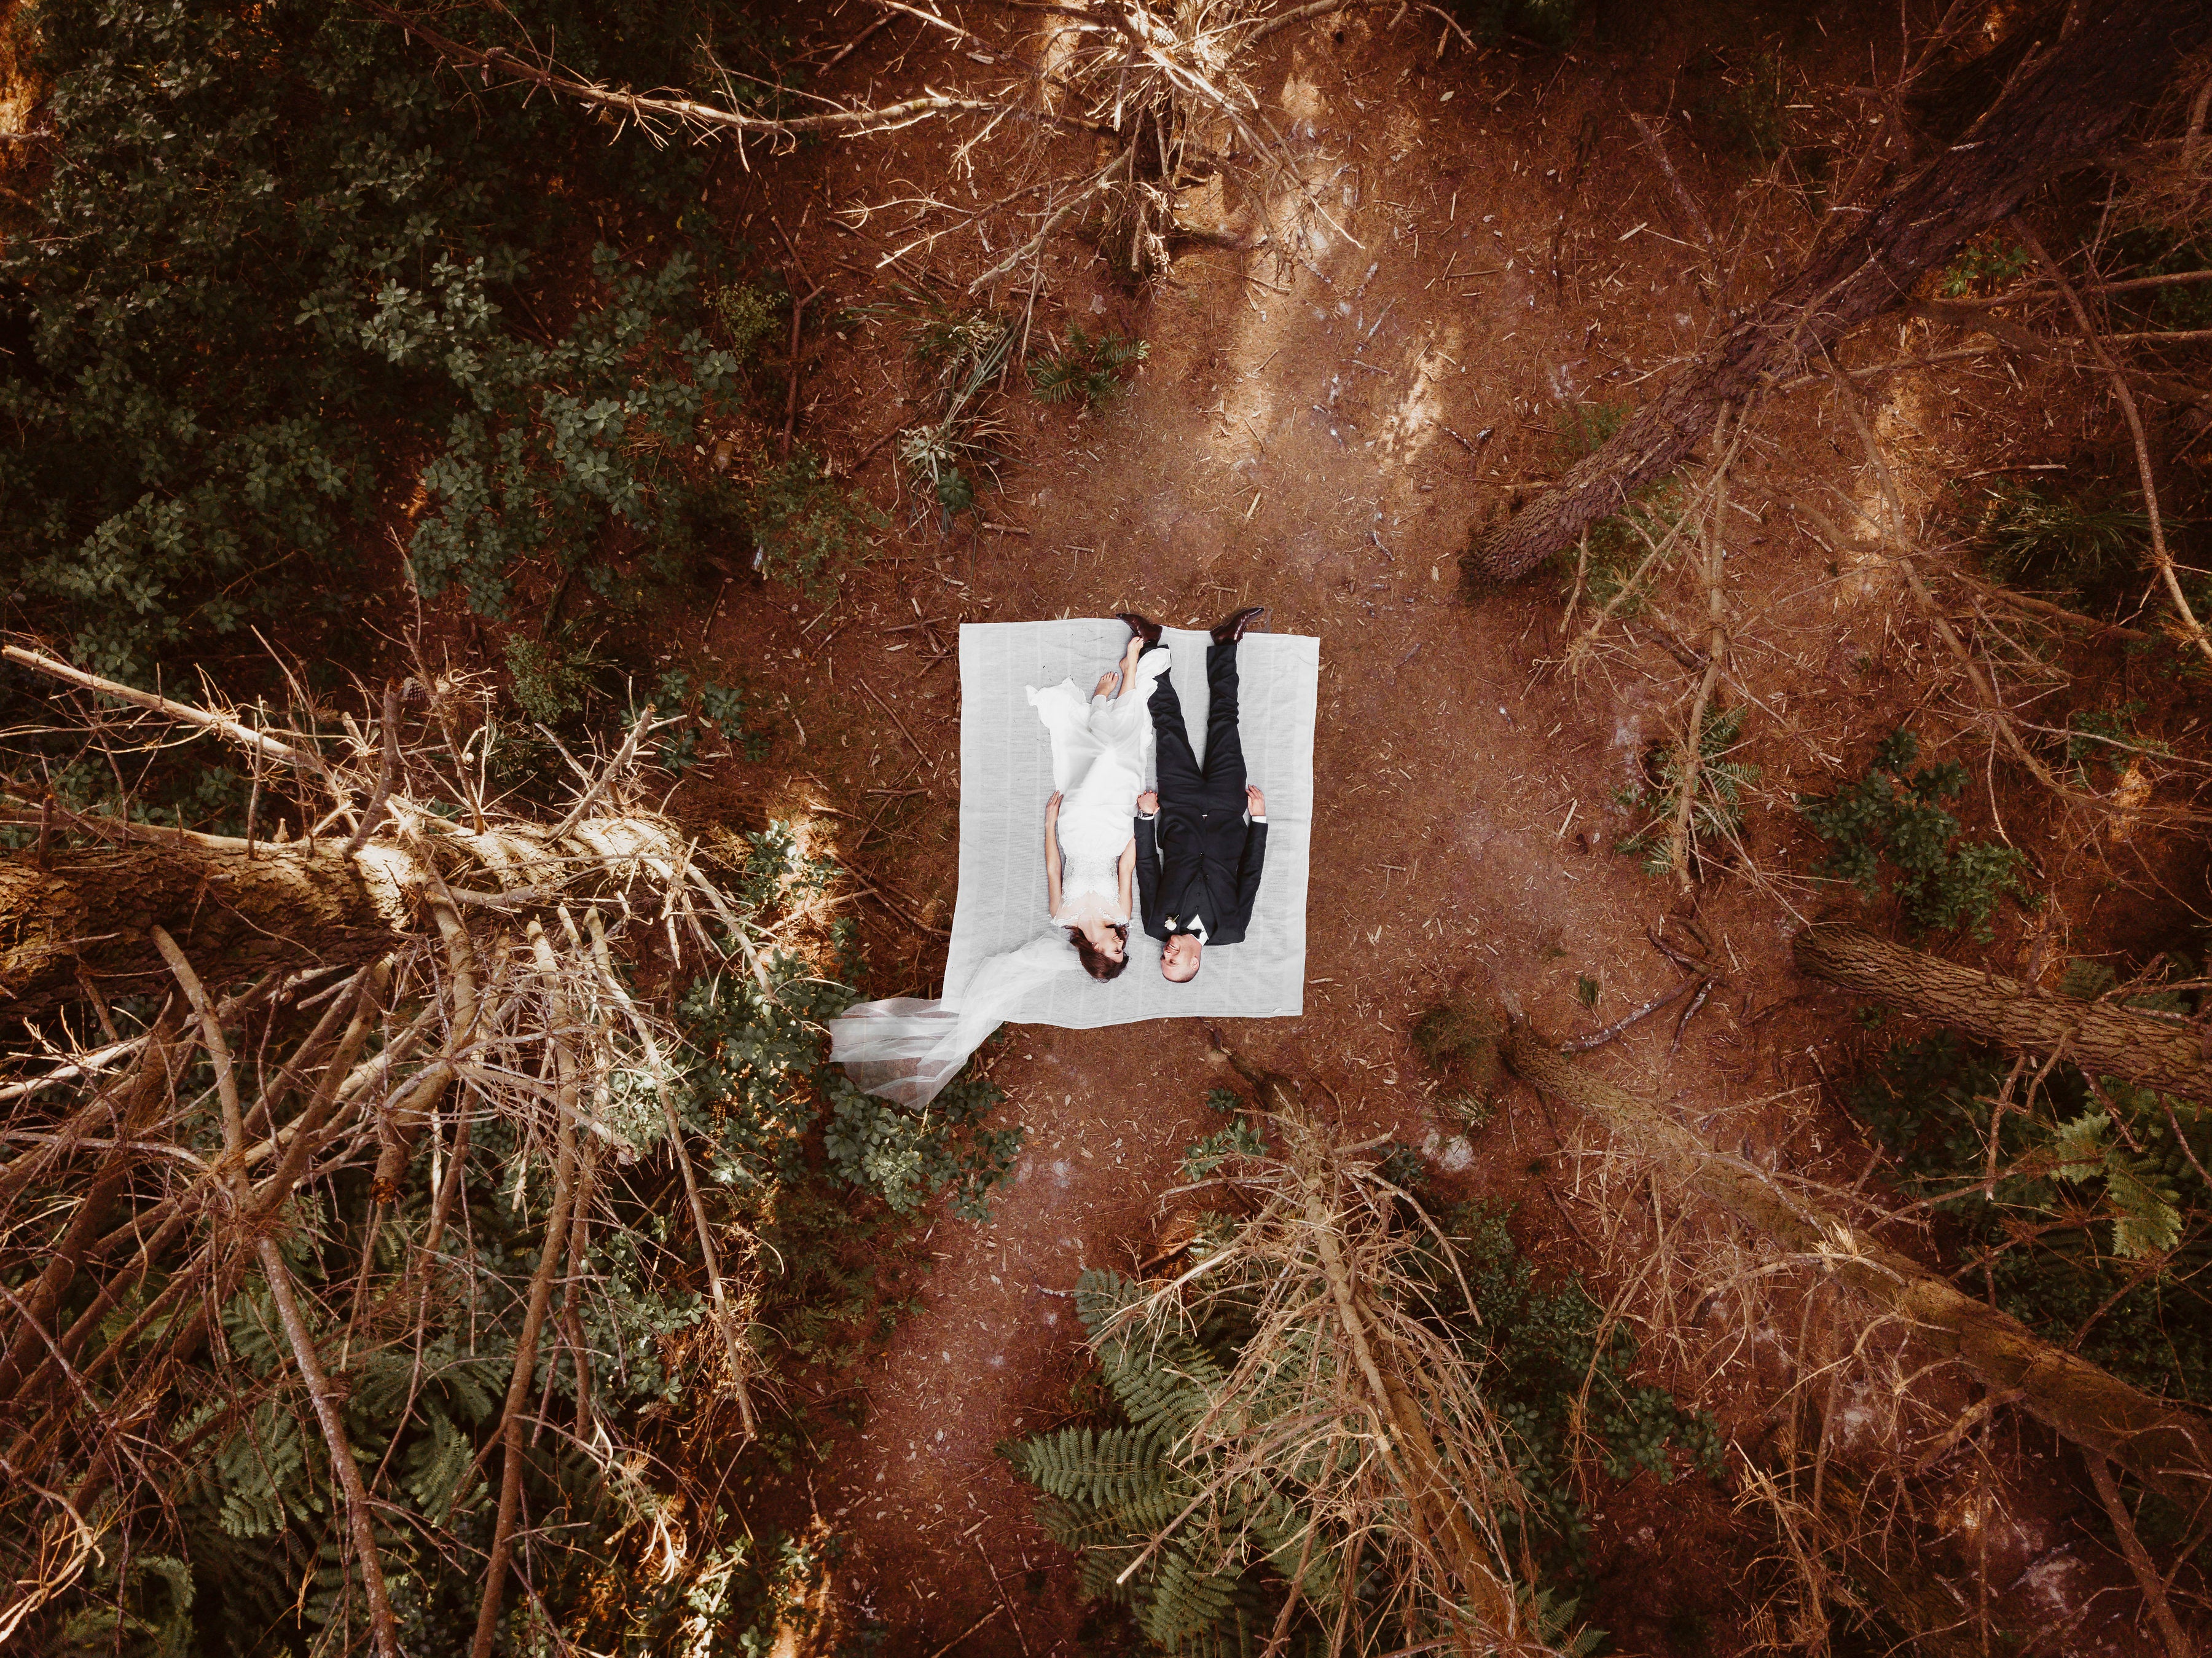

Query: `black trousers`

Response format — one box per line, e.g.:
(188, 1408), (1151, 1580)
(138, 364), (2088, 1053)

(1145, 640), (1245, 809)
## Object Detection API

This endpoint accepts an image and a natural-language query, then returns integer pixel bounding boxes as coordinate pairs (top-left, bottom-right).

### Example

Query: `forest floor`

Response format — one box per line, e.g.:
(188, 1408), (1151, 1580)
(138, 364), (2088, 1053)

(636, 8), (2204, 1655)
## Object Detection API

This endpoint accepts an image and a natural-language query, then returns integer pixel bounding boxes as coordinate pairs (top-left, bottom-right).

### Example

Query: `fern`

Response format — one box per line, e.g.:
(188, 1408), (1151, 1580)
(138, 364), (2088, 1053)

(1008, 1221), (1701, 1653)
(1614, 704), (1760, 877)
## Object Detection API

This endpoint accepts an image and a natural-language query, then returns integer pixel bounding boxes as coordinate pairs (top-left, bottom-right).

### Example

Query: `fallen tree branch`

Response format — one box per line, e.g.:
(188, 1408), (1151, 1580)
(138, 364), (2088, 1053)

(1499, 1019), (2212, 1509)
(1464, 0), (2212, 584)
(1794, 925), (2212, 1109)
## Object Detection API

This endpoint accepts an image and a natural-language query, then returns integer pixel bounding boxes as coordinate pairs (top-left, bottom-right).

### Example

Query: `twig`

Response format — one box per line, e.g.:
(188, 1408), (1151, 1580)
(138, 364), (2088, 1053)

(549, 703), (656, 838)
(4, 643), (323, 775)
(342, 681), (404, 857)
(1937, 268), (2212, 308)
(469, 941), (582, 1658)
(771, 216), (828, 460)
(858, 678), (936, 769)
(2085, 1454), (2195, 1658)
(971, 1538), (1032, 1657)
(922, 1605), (1002, 1658)
(1560, 975), (1704, 1053)
(1665, 433), (1730, 889)
(1626, 112), (1720, 277)
(152, 929), (401, 1655)
(356, 0), (1074, 143)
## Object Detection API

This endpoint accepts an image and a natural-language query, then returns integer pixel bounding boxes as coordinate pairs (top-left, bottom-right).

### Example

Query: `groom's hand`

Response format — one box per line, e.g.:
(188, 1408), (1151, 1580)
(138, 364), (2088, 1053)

(1245, 785), (1267, 817)
(1137, 791), (1159, 815)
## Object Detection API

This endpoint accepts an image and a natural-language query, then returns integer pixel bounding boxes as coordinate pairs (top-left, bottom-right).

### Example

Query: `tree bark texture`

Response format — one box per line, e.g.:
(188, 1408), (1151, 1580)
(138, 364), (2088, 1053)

(1794, 925), (2212, 1108)
(0, 835), (410, 1016)
(1500, 1026), (2212, 1511)
(1461, 0), (2212, 586)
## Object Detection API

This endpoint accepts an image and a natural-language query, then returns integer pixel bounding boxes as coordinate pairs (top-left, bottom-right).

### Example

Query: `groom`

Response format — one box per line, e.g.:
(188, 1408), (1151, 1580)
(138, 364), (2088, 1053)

(1121, 605), (1270, 983)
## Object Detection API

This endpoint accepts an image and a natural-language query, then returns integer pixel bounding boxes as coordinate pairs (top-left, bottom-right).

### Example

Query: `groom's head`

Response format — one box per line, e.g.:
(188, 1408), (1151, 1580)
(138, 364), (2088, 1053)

(1161, 932), (1202, 983)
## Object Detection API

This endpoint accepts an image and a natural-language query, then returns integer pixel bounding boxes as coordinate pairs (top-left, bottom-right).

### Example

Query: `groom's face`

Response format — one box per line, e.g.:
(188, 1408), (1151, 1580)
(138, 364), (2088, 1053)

(1161, 933), (1202, 981)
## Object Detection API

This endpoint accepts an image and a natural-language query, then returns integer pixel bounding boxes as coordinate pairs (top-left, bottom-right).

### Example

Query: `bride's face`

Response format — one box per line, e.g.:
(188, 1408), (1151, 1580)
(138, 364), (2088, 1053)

(1086, 917), (1126, 962)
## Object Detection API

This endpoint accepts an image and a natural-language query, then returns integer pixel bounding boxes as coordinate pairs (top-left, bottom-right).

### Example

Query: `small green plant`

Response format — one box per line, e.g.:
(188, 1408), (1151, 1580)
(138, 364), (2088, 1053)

(1975, 479), (2147, 600)
(1179, 1120), (1266, 1181)
(2065, 701), (2167, 784)
(1939, 232), (2034, 297)
(894, 305), (1016, 524)
(710, 281), (783, 363)
(1550, 403), (1687, 618)
(1797, 728), (2030, 938)
(504, 633), (602, 727)
(1027, 322), (1149, 411)
(637, 669), (772, 774)
(1413, 998), (1505, 1112)
(746, 446), (883, 594)
(1574, 973), (1600, 1009)
(1614, 705), (1760, 878)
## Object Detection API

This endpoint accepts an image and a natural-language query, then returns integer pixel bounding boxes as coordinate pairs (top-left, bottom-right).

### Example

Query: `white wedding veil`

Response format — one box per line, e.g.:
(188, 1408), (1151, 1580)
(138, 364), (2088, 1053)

(826, 930), (1081, 1109)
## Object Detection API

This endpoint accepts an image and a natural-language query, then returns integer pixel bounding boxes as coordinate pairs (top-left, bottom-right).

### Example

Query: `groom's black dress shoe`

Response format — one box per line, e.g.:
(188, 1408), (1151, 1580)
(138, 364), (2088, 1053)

(1116, 611), (1163, 646)
(1209, 605), (1268, 645)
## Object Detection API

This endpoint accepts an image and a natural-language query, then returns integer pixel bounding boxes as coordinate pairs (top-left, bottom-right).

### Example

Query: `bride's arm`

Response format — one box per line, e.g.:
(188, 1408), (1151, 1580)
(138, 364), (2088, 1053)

(1118, 837), (1135, 919)
(1044, 792), (1064, 917)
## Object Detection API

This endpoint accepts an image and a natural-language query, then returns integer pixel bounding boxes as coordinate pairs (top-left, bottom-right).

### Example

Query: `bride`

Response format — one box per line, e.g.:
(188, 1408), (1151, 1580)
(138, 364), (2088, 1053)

(1033, 629), (1166, 980)
(826, 621), (1167, 1107)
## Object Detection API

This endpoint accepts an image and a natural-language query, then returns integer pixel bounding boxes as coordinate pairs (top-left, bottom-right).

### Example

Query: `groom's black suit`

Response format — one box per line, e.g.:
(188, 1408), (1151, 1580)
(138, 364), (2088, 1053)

(1133, 640), (1267, 946)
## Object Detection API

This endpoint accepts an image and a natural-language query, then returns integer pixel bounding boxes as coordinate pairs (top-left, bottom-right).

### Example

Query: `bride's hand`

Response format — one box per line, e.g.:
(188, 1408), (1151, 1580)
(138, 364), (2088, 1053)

(1046, 790), (1063, 821)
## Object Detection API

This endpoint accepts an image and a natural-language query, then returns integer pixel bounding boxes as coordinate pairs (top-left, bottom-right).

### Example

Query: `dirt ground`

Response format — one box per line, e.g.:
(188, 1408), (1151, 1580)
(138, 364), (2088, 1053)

(669, 8), (2206, 1654)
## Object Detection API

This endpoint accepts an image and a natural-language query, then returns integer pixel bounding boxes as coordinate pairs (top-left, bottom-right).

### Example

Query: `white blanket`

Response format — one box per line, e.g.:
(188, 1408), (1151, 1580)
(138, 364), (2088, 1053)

(945, 619), (1318, 1026)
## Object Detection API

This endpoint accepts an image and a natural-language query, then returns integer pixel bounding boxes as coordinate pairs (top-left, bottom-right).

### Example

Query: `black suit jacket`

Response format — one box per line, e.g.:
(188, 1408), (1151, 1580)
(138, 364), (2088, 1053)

(1134, 809), (1267, 946)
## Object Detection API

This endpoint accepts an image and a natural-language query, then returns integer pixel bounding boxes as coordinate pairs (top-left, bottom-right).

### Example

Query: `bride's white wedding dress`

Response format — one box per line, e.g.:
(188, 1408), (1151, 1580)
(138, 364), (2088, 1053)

(826, 649), (1169, 1109)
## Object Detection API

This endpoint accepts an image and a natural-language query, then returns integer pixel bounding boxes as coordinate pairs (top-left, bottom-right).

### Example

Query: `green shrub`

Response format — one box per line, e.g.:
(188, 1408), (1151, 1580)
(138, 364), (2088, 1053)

(2065, 700), (2168, 784)
(675, 830), (1021, 1220)
(747, 447), (884, 592)
(372, 246), (741, 617)
(0, 0), (751, 682)
(1797, 728), (2030, 938)
(1003, 1152), (1716, 1651)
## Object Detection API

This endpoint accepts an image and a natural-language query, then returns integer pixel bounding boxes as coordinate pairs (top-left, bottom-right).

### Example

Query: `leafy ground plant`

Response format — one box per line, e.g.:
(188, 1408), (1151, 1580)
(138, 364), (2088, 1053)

(1797, 728), (2030, 938)
(1028, 323), (1150, 411)
(1550, 401), (1688, 618)
(1973, 477), (2147, 602)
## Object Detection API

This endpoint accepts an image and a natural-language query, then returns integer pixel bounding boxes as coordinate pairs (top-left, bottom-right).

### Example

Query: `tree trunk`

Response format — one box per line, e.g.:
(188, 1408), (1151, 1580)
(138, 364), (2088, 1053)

(1461, 0), (2212, 586)
(1794, 925), (2212, 1107)
(0, 831), (411, 1016)
(1499, 1024), (2212, 1509)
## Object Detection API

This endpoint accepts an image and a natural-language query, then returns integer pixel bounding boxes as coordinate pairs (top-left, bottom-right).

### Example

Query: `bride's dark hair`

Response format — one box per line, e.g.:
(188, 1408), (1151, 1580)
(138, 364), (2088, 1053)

(1067, 924), (1130, 981)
